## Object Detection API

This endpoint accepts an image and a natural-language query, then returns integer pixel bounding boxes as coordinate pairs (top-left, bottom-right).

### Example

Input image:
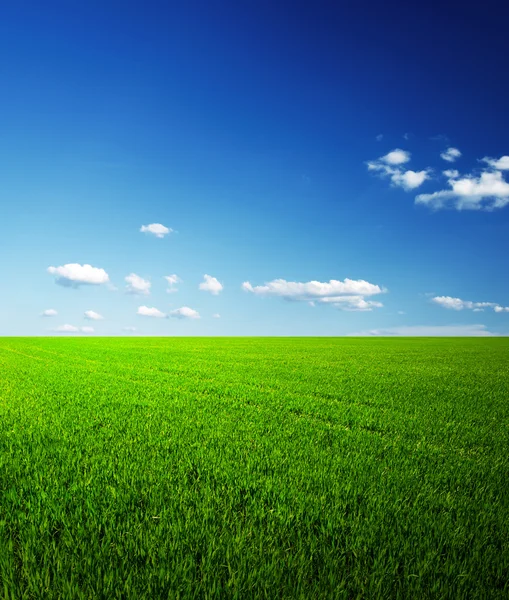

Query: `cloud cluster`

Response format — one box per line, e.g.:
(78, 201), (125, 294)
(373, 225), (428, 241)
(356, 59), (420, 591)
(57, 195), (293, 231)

(140, 223), (172, 238)
(367, 149), (429, 190)
(48, 263), (109, 287)
(125, 273), (151, 295)
(199, 274), (223, 295)
(416, 155), (509, 210)
(431, 296), (509, 313)
(242, 278), (385, 311)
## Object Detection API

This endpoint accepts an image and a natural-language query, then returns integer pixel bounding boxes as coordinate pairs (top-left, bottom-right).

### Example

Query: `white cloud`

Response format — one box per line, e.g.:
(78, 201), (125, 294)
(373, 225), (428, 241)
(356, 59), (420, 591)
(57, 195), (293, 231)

(212, 313), (221, 318)
(494, 306), (509, 313)
(443, 169), (459, 178)
(169, 306), (200, 319)
(482, 155), (509, 170)
(164, 274), (181, 293)
(416, 158), (509, 211)
(47, 263), (109, 287)
(381, 149), (411, 165)
(440, 147), (462, 163)
(199, 274), (223, 295)
(125, 273), (151, 295)
(243, 278), (383, 298)
(54, 324), (94, 333)
(41, 309), (58, 317)
(137, 306), (166, 318)
(123, 326), (137, 332)
(350, 324), (498, 337)
(140, 223), (172, 238)
(391, 169), (430, 190)
(367, 150), (429, 191)
(84, 310), (104, 320)
(55, 324), (79, 332)
(431, 296), (508, 313)
(242, 278), (385, 311)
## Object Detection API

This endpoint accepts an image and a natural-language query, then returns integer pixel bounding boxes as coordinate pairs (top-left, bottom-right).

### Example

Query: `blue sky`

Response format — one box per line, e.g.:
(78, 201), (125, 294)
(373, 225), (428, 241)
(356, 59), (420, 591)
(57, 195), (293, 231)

(2, 0), (509, 336)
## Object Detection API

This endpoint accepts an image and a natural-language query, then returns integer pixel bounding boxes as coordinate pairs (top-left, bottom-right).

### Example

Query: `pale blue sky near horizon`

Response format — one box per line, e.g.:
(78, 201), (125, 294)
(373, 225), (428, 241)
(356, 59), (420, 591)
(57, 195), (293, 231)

(1, 0), (509, 336)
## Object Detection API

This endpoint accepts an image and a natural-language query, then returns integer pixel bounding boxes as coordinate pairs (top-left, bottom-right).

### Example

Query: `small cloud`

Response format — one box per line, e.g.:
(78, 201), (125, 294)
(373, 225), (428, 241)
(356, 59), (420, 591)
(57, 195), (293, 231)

(212, 313), (221, 319)
(140, 223), (173, 238)
(55, 324), (79, 332)
(123, 326), (137, 332)
(199, 274), (223, 295)
(403, 133), (411, 140)
(494, 305), (509, 313)
(164, 274), (181, 293)
(125, 273), (151, 295)
(137, 306), (166, 318)
(376, 134), (383, 142)
(397, 310), (406, 315)
(350, 324), (498, 337)
(84, 310), (104, 320)
(391, 169), (430, 190)
(169, 306), (200, 319)
(380, 149), (411, 166)
(440, 147), (462, 163)
(443, 169), (459, 179)
(431, 295), (508, 312)
(54, 324), (94, 333)
(41, 309), (58, 317)
(47, 263), (109, 287)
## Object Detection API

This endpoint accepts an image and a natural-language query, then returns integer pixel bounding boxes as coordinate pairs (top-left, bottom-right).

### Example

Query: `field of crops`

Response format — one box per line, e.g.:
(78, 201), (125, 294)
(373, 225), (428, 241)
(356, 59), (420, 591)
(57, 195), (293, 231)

(0, 337), (508, 599)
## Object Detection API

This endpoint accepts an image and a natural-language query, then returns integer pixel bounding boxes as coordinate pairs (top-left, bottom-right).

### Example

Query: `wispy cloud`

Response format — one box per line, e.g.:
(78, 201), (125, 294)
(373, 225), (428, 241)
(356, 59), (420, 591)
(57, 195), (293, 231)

(47, 263), (109, 287)
(350, 324), (499, 337)
(125, 273), (151, 295)
(54, 324), (94, 333)
(40, 309), (57, 317)
(164, 274), (181, 293)
(140, 223), (173, 238)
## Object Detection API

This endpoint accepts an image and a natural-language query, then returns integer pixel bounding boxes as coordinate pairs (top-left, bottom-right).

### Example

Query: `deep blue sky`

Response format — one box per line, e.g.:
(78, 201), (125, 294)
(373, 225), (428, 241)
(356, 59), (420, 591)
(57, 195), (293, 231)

(2, 0), (508, 335)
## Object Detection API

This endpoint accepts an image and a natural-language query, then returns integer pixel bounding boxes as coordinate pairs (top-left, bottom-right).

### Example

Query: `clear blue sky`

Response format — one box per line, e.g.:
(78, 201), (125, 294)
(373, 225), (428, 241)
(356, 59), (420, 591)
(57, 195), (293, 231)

(2, 0), (508, 336)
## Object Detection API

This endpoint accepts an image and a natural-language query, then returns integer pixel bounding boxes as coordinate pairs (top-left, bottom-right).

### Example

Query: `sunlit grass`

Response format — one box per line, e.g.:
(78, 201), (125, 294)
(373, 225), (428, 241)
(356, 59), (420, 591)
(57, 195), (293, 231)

(0, 337), (508, 598)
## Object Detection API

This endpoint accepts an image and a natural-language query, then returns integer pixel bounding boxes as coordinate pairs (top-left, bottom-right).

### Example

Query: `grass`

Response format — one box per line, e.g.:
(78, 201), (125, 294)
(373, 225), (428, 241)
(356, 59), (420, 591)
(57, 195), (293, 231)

(0, 337), (508, 599)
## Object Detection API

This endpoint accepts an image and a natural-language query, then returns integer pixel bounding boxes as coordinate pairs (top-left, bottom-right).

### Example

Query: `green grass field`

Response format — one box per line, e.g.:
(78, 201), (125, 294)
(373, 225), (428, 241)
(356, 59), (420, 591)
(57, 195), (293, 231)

(0, 337), (508, 599)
